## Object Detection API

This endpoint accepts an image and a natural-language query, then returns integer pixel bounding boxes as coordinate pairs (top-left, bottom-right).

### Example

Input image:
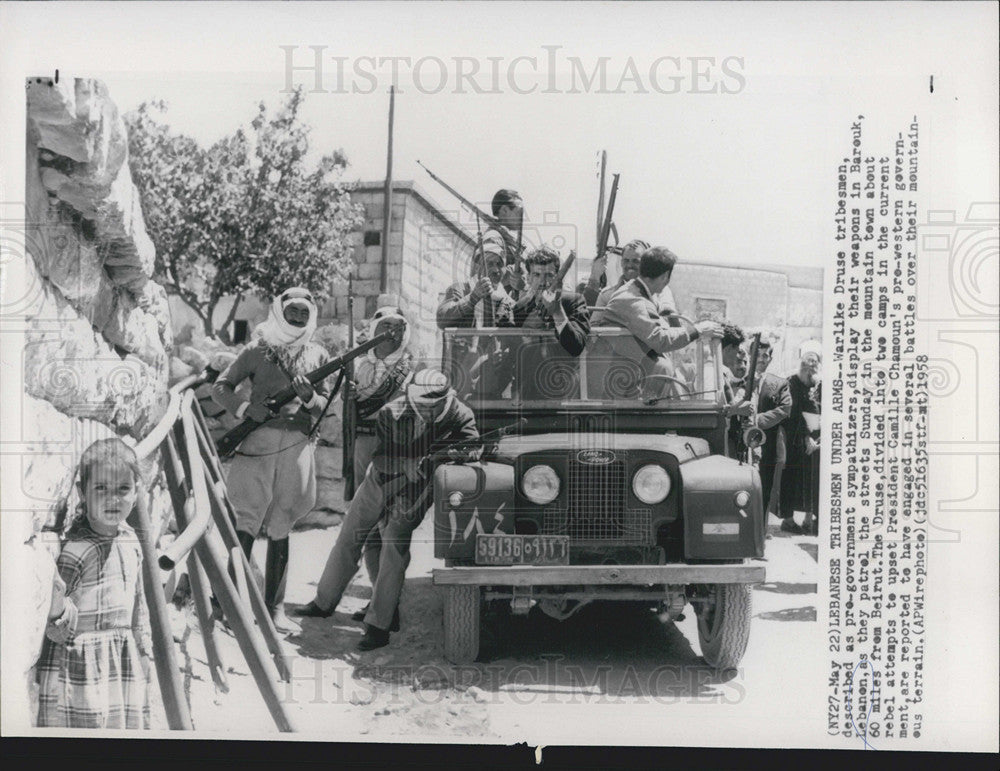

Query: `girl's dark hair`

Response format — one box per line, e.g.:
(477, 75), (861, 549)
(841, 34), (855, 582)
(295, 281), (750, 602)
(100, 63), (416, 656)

(77, 438), (142, 490)
(58, 439), (142, 535)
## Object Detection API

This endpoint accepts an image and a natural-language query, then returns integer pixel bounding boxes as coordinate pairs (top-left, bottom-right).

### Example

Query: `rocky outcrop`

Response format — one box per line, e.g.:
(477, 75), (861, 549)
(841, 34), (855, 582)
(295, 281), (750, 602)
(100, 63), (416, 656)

(7, 76), (175, 729)
(24, 75), (170, 435)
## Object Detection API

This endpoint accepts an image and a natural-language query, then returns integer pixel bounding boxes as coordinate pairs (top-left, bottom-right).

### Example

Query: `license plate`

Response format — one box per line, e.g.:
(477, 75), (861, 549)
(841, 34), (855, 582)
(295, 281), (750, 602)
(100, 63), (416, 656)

(475, 534), (570, 565)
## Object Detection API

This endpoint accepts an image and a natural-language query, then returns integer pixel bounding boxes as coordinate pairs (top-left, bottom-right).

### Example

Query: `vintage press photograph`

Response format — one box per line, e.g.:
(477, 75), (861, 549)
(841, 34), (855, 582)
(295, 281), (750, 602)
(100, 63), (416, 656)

(1, 0), (996, 754)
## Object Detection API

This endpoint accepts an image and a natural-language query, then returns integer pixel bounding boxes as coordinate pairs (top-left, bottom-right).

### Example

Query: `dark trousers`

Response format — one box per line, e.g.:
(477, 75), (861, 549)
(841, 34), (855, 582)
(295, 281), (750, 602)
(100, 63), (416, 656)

(759, 426), (787, 516)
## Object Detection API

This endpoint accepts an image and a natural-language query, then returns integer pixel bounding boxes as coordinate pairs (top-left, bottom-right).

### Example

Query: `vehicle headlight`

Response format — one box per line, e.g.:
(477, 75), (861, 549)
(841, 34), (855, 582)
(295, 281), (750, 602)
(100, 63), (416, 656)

(632, 464), (672, 504)
(734, 490), (751, 508)
(448, 491), (464, 508)
(522, 464), (560, 504)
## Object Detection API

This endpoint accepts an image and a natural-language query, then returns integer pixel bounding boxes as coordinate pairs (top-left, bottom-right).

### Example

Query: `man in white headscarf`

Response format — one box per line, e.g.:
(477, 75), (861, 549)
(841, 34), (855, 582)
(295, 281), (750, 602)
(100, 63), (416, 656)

(212, 287), (330, 632)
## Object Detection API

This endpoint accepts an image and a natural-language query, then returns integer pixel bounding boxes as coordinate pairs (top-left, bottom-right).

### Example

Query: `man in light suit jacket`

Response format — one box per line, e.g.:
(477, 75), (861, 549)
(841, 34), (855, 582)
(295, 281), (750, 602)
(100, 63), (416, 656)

(599, 247), (722, 399)
(601, 246), (722, 354)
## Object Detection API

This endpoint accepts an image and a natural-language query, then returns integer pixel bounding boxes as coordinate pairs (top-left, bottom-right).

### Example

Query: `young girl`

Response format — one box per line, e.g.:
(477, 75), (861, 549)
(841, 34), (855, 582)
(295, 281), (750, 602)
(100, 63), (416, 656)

(37, 438), (153, 728)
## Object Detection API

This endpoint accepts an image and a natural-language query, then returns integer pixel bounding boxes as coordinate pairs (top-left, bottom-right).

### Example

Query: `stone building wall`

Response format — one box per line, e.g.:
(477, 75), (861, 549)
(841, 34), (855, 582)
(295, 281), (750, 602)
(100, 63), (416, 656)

(2, 76), (172, 729)
(668, 263), (823, 375)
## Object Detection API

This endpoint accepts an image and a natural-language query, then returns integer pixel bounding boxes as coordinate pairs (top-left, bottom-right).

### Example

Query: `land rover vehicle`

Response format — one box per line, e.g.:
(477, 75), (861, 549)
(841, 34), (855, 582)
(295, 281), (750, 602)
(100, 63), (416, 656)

(431, 325), (767, 671)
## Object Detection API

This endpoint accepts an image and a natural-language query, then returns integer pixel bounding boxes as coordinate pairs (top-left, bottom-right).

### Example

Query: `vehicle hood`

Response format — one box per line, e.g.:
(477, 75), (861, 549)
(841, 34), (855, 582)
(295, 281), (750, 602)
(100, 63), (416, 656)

(493, 432), (712, 464)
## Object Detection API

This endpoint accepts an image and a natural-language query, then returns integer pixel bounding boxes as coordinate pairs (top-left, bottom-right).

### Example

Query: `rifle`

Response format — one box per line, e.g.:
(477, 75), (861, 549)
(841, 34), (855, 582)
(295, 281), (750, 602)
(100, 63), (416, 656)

(383, 418), (529, 523)
(417, 160), (501, 231)
(555, 249), (577, 289)
(595, 173), (620, 289)
(216, 332), (395, 460)
(418, 160), (524, 289)
(738, 332), (766, 464)
(342, 275), (358, 499)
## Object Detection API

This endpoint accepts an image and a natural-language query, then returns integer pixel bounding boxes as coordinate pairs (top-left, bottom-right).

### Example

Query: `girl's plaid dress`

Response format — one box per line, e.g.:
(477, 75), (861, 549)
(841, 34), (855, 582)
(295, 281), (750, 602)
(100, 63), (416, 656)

(36, 520), (152, 728)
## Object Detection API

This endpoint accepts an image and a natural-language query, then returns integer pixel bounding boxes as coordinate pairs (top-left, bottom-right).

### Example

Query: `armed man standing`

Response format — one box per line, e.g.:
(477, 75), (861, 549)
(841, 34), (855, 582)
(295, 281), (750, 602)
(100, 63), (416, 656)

(212, 287), (330, 633)
(724, 340), (791, 521)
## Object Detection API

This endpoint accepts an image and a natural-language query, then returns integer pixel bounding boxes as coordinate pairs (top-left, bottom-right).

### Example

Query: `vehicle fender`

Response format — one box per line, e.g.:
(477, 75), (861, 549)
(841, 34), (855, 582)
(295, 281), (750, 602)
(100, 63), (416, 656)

(433, 462), (515, 561)
(679, 455), (765, 559)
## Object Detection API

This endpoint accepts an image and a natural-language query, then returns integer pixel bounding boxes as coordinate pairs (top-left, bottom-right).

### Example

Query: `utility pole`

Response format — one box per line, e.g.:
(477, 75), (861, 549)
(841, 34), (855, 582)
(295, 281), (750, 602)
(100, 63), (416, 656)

(379, 85), (395, 294)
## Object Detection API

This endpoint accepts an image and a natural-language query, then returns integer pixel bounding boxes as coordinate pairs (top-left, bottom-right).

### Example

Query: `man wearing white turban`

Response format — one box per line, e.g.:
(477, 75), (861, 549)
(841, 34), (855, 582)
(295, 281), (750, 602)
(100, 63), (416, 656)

(212, 287), (330, 632)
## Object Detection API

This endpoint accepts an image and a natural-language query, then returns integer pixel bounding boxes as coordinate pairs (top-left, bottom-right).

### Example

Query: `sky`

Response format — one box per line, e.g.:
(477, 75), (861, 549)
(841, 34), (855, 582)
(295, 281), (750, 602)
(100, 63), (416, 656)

(3, 2), (996, 279)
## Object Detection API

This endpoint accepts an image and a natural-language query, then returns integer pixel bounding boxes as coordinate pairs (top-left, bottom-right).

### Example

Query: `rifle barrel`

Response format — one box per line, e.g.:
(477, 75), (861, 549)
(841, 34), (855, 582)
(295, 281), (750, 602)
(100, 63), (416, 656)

(417, 160), (501, 230)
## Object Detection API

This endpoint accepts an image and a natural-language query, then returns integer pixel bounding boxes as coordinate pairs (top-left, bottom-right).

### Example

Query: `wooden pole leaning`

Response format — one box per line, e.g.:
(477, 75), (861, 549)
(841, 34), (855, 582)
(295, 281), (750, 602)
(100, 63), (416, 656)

(187, 402), (292, 681)
(165, 417), (296, 732)
(129, 479), (193, 730)
(161, 433), (229, 692)
(186, 550), (230, 693)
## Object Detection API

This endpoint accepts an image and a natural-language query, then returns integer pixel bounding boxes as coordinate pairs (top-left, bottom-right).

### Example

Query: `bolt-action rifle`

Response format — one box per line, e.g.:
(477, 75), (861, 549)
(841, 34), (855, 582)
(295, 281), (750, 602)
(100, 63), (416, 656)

(594, 173), (620, 290)
(216, 331), (396, 460)
(417, 159), (524, 284)
(382, 418), (529, 523)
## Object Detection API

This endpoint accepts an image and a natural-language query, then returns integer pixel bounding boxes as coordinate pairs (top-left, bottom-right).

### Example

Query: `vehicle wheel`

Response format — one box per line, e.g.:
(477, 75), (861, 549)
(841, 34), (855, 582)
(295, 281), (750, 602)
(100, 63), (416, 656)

(694, 583), (752, 671)
(443, 585), (480, 664)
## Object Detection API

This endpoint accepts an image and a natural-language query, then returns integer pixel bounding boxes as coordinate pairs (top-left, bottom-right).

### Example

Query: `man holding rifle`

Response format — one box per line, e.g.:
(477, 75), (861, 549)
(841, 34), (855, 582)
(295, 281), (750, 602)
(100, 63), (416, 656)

(436, 188), (528, 397)
(211, 287), (331, 633)
(295, 369), (481, 652)
(501, 246), (591, 399)
(602, 246), (723, 353)
(482, 188), (528, 294)
(725, 339), (792, 524)
(436, 245), (516, 396)
(345, 302), (414, 613)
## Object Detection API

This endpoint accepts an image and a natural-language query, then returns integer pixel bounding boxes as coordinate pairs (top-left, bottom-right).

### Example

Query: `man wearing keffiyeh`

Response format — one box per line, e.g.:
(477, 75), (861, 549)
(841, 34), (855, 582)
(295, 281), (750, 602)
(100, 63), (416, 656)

(212, 286), (330, 633)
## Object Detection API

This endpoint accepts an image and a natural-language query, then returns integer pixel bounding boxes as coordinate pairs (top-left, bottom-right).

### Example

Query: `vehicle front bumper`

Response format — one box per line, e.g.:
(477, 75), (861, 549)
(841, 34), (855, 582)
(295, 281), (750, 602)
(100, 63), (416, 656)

(432, 563), (765, 586)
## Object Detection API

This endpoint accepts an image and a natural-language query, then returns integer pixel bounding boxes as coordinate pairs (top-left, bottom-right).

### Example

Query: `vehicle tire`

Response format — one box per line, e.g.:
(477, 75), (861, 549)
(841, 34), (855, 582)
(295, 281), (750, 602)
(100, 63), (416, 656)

(695, 583), (752, 671)
(443, 585), (480, 664)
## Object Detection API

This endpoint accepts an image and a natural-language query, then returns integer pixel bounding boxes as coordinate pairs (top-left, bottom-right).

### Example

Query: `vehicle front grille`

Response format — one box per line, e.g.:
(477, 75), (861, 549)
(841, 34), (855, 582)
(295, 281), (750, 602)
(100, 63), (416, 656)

(542, 460), (652, 545)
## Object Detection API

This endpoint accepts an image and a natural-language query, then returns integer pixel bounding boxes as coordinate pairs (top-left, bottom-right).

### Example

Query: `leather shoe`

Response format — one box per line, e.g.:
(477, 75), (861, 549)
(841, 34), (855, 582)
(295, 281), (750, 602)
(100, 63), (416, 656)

(351, 605), (400, 632)
(291, 600), (333, 618)
(780, 518), (803, 535)
(357, 623), (390, 651)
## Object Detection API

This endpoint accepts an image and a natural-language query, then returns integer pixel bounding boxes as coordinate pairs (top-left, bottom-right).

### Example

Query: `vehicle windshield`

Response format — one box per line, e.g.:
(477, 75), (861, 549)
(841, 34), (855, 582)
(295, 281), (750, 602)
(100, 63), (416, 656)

(441, 327), (724, 410)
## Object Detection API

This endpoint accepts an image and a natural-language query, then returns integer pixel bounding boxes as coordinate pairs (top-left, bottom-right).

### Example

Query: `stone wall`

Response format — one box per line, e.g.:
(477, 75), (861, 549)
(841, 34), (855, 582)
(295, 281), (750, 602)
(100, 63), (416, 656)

(3, 76), (172, 728)
(669, 263), (823, 375)
(325, 182), (475, 364)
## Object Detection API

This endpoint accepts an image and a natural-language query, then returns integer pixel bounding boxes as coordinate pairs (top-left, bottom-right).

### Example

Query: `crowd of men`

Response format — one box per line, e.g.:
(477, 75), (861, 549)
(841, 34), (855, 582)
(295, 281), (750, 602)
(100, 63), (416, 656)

(213, 187), (822, 651)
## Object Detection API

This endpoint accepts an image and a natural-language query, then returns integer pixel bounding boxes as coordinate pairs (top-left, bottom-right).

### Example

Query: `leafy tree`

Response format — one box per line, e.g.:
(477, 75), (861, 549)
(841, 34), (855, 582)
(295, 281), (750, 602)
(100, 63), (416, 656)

(125, 88), (364, 342)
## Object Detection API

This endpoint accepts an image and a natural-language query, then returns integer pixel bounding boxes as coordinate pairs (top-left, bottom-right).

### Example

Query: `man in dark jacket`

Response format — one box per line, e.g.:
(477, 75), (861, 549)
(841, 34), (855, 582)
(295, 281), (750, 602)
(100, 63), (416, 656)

(501, 245), (591, 400)
(295, 369), (480, 650)
(728, 341), (792, 519)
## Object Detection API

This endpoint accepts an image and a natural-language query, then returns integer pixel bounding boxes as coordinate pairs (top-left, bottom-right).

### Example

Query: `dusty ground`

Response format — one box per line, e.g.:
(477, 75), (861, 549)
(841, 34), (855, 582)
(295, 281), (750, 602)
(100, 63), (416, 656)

(148, 506), (819, 742)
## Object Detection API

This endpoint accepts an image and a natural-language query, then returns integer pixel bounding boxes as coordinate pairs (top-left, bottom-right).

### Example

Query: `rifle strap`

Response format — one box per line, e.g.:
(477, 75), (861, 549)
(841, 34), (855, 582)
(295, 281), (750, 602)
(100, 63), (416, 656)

(308, 369), (346, 439)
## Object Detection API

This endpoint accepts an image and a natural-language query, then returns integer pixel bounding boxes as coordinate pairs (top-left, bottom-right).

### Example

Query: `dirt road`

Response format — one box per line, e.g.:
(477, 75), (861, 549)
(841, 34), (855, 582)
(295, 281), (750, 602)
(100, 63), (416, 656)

(150, 512), (819, 742)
